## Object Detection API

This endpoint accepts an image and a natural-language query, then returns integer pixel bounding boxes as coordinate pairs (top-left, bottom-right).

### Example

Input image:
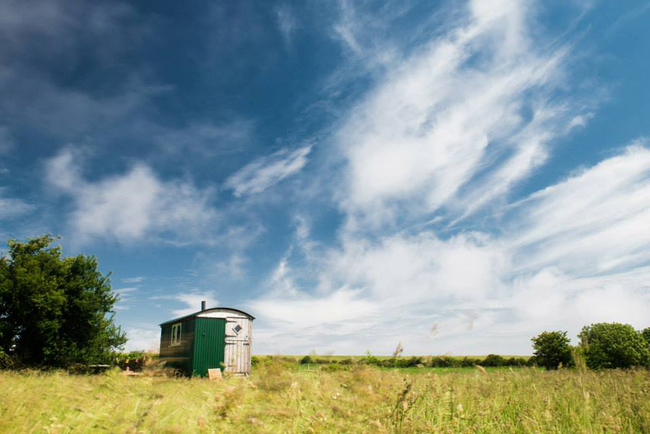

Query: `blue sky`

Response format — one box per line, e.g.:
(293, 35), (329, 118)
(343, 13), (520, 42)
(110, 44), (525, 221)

(1, 0), (649, 355)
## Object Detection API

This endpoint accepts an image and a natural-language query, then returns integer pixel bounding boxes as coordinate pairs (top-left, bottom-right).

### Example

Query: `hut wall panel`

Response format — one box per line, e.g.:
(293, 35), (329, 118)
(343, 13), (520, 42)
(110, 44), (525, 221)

(160, 319), (194, 376)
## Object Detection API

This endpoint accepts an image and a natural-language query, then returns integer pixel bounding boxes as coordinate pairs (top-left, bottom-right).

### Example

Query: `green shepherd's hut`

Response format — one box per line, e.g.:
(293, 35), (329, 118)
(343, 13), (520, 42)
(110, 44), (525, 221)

(159, 302), (254, 377)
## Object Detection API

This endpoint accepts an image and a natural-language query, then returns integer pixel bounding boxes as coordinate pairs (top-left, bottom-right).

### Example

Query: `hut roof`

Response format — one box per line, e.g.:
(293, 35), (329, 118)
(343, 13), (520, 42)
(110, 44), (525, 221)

(159, 307), (255, 326)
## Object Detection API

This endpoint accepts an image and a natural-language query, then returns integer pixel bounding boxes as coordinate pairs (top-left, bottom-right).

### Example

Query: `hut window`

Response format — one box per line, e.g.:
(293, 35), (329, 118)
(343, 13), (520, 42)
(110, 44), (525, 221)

(233, 324), (242, 335)
(170, 323), (182, 346)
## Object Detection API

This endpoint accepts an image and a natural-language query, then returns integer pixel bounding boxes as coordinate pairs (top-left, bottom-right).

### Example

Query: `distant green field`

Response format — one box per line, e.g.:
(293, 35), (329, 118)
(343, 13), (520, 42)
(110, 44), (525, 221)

(261, 354), (531, 361)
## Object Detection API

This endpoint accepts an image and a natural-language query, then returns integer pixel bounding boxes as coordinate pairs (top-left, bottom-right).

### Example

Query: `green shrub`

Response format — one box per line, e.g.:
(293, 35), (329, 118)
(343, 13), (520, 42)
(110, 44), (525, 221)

(579, 323), (650, 369)
(428, 356), (459, 368)
(481, 354), (505, 367)
(531, 331), (574, 370)
(321, 363), (350, 372)
(0, 350), (21, 369)
(300, 355), (313, 365)
(362, 351), (381, 366)
(642, 328), (650, 347)
(505, 357), (526, 367)
(460, 357), (479, 367)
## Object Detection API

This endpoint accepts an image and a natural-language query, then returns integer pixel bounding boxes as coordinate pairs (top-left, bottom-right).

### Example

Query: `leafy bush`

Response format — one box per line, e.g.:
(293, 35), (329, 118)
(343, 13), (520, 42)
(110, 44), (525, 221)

(300, 355), (313, 365)
(321, 363), (350, 372)
(428, 356), (460, 368)
(642, 328), (650, 347)
(531, 331), (574, 370)
(113, 351), (157, 372)
(393, 356), (422, 368)
(0, 350), (21, 369)
(579, 323), (650, 369)
(481, 354), (505, 367)
(362, 351), (382, 366)
(505, 357), (526, 367)
(460, 357), (480, 367)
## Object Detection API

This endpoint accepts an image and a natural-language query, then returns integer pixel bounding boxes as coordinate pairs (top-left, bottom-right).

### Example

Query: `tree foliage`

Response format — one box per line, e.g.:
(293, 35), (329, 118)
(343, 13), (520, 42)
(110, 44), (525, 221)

(642, 328), (650, 347)
(531, 331), (574, 370)
(0, 235), (126, 367)
(578, 323), (649, 369)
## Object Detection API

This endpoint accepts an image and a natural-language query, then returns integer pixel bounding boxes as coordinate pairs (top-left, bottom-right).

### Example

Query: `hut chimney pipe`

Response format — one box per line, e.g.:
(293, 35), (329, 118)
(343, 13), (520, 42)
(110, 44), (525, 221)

(201, 300), (206, 311)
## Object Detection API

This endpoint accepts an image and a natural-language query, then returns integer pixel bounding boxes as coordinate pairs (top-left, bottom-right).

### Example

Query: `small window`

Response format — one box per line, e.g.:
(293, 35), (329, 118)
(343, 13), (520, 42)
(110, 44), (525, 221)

(170, 323), (182, 346)
(233, 324), (242, 335)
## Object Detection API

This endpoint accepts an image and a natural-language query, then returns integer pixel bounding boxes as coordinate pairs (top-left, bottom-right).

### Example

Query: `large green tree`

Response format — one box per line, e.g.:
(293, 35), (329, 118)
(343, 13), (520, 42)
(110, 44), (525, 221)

(578, 323), (649, 369)
(642, 328), (650, 348)
(531, 331), (574, 370)
(0, 235), (126, 367)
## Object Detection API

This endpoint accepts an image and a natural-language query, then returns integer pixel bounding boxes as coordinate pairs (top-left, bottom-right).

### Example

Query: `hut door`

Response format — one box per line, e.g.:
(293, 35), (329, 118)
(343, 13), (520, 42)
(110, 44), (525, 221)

(192, 318), (226, 377)
(225, 340), (249, 373)
(225, 319), (251, 374)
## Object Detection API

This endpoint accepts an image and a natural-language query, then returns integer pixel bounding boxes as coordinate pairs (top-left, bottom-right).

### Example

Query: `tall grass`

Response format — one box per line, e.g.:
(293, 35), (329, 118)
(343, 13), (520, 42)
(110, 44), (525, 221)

(1, 365), (648, 433)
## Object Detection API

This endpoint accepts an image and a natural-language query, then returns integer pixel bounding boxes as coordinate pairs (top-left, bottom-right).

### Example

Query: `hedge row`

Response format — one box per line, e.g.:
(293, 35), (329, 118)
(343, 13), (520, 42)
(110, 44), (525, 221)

(251, 354), (532, 368)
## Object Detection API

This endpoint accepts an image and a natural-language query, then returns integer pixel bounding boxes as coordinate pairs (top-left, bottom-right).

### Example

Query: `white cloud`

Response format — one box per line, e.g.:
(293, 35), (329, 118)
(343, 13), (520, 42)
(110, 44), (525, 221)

(251, 143), (650, 355)
(46, 148), (218, 245)
(170, 291), (219, 317)
(241, 1), (650, 356)
(123, 326), (160, 352)
(0, 193), (34, 220)
(333, 0), (363, 55)
(337, 0), (582, 228)
(275, 4), (297, 48)
(224, 145), (312, 197)
(508, 143), (650, 276)
(114, 286), (138, 311)
(122, 276), (144, 283)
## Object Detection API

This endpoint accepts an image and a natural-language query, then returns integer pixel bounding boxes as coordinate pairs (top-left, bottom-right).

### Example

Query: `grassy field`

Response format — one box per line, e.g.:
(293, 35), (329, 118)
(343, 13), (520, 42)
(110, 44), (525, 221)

(1, 364), (649, 434)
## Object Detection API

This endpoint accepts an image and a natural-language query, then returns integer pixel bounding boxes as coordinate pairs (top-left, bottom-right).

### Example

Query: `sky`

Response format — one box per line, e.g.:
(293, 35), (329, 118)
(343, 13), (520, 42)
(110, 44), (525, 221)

(1, 0), (649, 355)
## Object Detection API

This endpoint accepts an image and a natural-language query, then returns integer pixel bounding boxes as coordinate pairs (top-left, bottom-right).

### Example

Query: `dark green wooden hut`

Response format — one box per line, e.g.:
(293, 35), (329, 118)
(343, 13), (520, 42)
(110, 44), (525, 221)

(159, 302), (254, 377)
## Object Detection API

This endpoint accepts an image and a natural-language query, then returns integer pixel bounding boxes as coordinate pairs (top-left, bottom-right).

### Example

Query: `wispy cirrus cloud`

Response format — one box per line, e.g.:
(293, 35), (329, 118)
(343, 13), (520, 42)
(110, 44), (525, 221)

(251, 144), (650, 355)
(122, 276), (145, 283)
(508, 141), (650, 276)
(336, 0), (588, 229)
(0, 193), (34, 220)
(275, 4), (297, 49)
(224, 145), (312, 197)
(247, 0), (649, 356)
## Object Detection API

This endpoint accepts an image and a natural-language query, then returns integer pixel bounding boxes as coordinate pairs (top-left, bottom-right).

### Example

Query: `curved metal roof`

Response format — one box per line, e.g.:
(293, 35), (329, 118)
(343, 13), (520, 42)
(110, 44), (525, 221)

(159, 306), (255, 326)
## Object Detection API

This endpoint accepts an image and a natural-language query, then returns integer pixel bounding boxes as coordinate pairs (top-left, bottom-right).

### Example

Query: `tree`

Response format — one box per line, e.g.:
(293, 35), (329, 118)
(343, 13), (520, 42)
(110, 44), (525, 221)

(642, 328), (650, 347)
(0, 235), (126, 367)
(578, 323), (649, 369)
(531, 331), (574, 370)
